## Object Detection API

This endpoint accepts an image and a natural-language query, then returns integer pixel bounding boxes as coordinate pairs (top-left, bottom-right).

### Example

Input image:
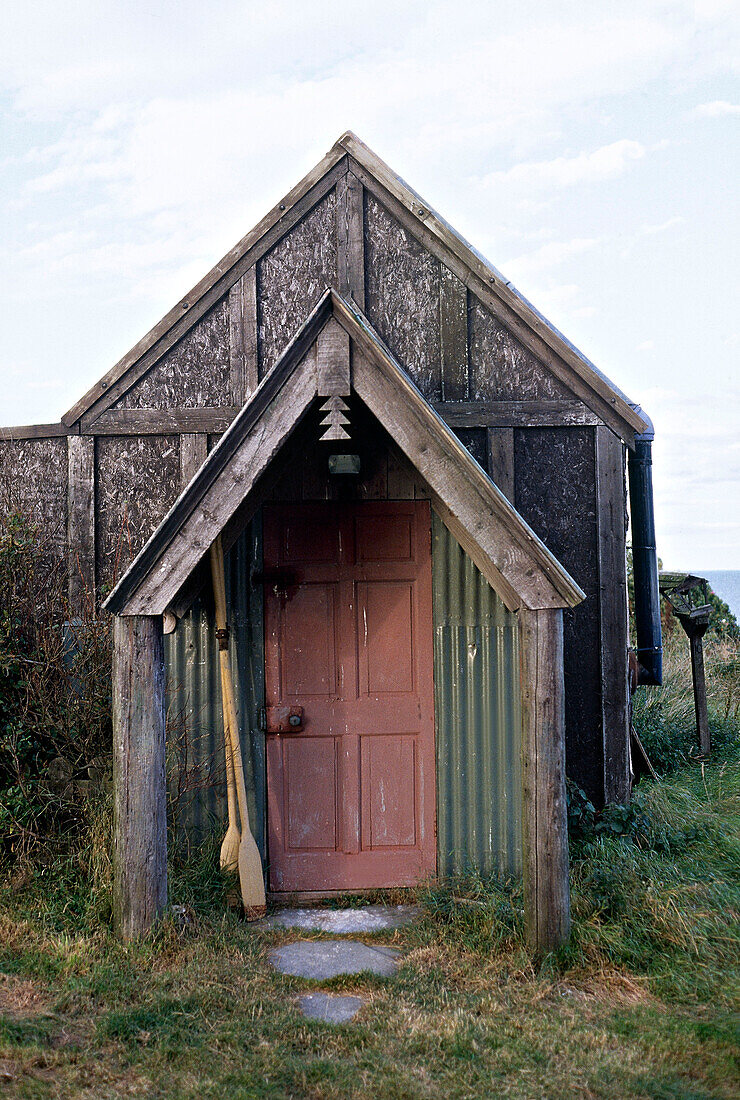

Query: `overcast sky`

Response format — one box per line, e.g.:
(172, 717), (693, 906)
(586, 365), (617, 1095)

(1, 0), (738, 569)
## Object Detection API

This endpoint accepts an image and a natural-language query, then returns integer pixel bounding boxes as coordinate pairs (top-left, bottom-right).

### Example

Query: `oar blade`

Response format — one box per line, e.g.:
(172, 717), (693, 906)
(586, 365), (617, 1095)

(238, 830), (267, 920)
(219, 822), (240, 872)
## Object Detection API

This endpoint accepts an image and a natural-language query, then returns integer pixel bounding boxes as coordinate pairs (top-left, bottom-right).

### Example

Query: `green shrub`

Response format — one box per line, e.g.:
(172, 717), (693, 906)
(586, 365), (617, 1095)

(0, 510), (112, 867)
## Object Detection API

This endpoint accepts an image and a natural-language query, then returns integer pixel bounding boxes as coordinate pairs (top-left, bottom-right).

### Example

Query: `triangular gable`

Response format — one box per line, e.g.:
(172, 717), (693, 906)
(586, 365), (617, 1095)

(64, 132), (648, 442)
(104, 290), (584, 618)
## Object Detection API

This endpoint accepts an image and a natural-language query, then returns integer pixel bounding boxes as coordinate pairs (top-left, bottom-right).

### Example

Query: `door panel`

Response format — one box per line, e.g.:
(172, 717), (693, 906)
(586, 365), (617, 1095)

(264, 501), (436, 892)
(355, 512), (414, 562)
(358, 581), (415, 695)
(285, 738), (337, 849)
(363, 735), (417, 847)
(281, 585), (337, 697)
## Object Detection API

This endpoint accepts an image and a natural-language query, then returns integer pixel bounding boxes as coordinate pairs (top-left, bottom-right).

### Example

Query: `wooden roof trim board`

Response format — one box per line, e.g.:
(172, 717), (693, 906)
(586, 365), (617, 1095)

(0, 423), (75, 439)
(340, 137), (645, 440)
(104, 289), (585, 618)
(338, 132), (646, 436)
(350, 159), (634, 440)
(59, 131), (647, 439)
(62, 146), (349, 428)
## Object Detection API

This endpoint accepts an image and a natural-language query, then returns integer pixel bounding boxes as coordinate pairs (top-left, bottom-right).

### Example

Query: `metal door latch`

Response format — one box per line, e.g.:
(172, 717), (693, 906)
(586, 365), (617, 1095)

(265, 705), (304, 733)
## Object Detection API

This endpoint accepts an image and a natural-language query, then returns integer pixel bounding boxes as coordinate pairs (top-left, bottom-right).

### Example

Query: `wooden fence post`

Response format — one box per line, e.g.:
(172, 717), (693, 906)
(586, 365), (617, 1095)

(520, 607), (571, 954)
(113, 614), (167, 939)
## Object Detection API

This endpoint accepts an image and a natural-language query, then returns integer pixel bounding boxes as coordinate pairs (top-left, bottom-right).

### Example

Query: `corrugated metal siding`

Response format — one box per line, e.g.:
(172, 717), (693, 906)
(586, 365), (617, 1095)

(432, 512), (522, 878)
(165, 518), (265, 856)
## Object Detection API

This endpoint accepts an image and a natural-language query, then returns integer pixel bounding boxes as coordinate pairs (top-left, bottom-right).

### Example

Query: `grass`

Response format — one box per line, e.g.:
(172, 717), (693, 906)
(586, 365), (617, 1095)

(633, 634), (740, 773)
(0, 755), (738, 1099)
(1, 627), (738, 1098)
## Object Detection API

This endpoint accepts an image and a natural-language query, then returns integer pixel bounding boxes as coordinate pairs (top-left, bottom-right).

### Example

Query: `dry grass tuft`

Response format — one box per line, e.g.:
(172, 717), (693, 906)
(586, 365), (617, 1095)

(554, 971), (657, 1008)
(0, 975), (49, 1019)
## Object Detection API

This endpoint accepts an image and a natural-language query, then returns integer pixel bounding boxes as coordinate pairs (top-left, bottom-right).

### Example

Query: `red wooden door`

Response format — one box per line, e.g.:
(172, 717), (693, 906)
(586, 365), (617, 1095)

(264, 501), (436, 892)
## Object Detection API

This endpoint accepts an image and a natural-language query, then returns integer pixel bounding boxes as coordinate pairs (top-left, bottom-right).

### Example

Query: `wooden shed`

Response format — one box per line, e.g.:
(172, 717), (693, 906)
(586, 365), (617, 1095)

(0, 133), (652, 949)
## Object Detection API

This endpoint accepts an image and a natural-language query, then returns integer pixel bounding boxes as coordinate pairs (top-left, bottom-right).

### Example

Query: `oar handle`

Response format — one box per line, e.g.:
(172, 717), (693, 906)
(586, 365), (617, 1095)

(210, 537), (254, 834)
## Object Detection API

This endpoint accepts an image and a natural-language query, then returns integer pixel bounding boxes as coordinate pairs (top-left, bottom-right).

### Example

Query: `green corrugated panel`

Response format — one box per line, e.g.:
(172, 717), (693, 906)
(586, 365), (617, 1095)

(432, 511), (522, 878)
(164, 518), (265, 856)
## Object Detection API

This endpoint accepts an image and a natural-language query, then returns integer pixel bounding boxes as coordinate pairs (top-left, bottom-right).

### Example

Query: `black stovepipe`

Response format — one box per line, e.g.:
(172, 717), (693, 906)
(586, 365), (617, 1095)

(627, 408), (663, 685)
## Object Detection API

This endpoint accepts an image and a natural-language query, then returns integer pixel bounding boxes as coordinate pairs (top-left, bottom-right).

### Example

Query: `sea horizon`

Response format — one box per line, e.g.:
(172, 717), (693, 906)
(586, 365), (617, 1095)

(697, 570), (740, 621)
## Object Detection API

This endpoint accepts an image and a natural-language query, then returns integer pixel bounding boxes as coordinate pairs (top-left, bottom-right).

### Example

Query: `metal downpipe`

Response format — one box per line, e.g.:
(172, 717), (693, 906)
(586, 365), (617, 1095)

(627, 408), (663, 685)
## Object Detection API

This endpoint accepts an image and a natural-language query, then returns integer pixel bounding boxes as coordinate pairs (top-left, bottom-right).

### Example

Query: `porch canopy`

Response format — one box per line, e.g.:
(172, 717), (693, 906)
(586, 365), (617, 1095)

(104, 289), (584, 951)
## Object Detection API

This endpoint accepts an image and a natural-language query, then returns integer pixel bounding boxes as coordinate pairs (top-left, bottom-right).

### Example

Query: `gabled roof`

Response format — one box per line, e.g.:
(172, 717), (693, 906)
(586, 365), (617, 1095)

(64, 132), (648, 442)
(103, 290), (585, 617)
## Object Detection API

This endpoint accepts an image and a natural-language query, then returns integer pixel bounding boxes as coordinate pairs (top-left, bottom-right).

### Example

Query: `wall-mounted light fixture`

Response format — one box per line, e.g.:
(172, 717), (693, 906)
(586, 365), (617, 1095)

(328, 454), (361, 476)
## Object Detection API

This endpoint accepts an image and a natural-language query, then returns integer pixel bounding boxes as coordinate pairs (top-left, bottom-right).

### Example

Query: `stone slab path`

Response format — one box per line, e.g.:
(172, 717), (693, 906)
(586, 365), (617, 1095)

(260, 904), (421, 934)
(270, 940), (400, 980)
(266, 906), (419, 1023)
(297, 993), (365, 1024)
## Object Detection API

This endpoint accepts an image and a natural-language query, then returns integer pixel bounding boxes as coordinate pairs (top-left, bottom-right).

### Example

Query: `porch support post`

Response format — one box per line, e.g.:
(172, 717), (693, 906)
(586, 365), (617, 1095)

(112, 614), (167, 939)
(519, 607), (570, 954)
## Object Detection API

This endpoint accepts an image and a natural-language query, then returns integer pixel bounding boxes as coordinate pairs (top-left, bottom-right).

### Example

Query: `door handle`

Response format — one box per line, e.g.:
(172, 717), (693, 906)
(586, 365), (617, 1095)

(265, 705), (304, 733)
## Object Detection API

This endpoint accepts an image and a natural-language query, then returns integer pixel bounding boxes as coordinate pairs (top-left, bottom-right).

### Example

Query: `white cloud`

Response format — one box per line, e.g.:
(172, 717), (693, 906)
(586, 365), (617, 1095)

(637, 340), (655, 351)
(692, 100), (740, 117)
(503, 238), (600, 279)
(640, 216), (685, 235)
(481, 140), (646, 191)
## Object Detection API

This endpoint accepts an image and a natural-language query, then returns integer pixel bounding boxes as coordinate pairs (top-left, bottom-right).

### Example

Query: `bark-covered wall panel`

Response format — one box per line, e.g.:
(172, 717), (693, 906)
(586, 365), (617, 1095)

(95, 435), (180, 592)
(0, 437), (68, 573)
(363, 194), (441, 401)
(453, 428), (488, 472)
(469, 296), (571, 401)
(257, 191), (338, 377)
(514, 427), (603, 802)
(114, 299), (230, 409)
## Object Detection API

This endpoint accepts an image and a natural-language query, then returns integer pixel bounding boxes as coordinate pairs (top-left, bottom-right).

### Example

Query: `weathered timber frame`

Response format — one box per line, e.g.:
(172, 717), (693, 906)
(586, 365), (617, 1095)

(104, 290), (583, 951)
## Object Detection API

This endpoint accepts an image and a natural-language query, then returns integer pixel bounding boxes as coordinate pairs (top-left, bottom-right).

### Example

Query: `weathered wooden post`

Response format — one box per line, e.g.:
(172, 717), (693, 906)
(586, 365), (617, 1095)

(659, 574), (712, 757)
(112, 614), (167, 939)
(677, 611), (711, 756)
(520, 607), (570, 954)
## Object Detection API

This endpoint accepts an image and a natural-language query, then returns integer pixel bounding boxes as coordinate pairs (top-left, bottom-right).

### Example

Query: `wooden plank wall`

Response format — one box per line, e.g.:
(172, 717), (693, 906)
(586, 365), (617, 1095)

(67, 436), (95, 615)
(112, 299), (231, 410)
(257, 190), (338, 377)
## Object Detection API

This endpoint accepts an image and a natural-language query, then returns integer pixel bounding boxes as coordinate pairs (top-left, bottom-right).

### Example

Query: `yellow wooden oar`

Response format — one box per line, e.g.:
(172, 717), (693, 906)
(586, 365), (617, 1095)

(210, 536), (266, 919)
(218, 695), (240, 873)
